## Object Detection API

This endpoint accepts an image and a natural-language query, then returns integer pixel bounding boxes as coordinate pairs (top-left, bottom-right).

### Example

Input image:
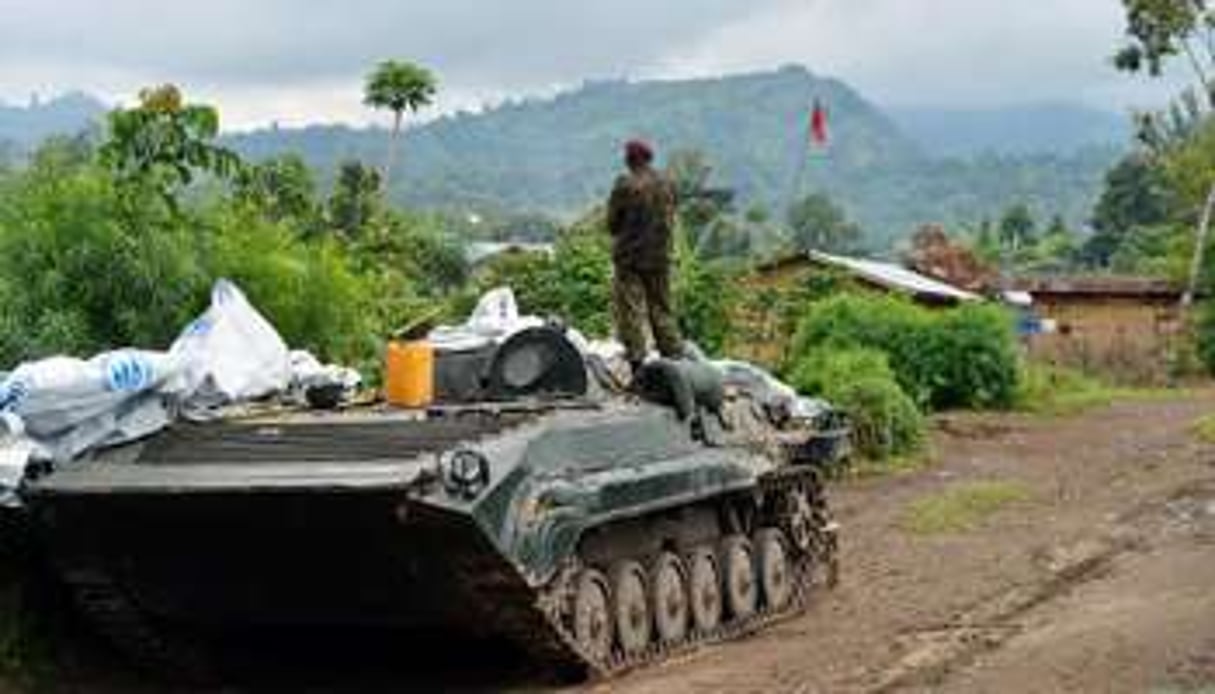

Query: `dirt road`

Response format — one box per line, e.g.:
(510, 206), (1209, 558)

(586, 394), (1215, 694)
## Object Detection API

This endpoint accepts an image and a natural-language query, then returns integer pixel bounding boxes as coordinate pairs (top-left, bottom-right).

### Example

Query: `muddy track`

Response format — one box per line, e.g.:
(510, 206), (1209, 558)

(592, 393), (1215, 694)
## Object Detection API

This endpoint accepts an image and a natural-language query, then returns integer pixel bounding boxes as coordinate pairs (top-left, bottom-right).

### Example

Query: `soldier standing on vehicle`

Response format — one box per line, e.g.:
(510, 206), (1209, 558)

(608, 139), (683, 377)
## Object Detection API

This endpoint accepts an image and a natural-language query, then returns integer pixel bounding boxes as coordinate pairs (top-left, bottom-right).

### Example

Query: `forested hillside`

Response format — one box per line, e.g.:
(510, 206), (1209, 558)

(1, 67), (1125, 246)
(0, 92), (106, 154)
(228, 66), (1122, 244)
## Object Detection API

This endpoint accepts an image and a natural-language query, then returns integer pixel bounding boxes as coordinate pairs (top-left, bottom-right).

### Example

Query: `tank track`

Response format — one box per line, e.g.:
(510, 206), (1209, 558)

(504, 465), (838, 680)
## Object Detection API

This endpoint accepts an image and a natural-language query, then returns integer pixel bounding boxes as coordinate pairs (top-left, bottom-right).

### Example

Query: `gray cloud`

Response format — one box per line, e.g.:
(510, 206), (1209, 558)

(0, 0), (1192, 127)
(0, 1), (774, 88)
(658, 0), (1186, 110)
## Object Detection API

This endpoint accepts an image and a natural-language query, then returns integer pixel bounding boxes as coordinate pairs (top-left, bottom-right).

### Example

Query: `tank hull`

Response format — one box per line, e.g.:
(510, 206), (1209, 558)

(34, 487), (533, 627)
(23, 399), (839, 679)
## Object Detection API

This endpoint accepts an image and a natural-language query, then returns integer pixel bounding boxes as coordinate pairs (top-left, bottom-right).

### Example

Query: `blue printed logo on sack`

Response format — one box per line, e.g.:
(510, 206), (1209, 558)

(104, 353), (155, 393)
(0, 377), (29, 411)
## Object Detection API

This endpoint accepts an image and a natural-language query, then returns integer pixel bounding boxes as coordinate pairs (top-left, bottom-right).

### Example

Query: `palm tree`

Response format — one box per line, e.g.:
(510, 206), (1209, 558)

(363, 60), (437, 190)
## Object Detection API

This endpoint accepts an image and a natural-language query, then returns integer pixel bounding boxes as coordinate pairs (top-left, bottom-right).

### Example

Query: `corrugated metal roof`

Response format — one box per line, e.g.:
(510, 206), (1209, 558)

(1011, 276), (1182, 297)
(465, 242), (554, 265)
(809, 251), (981, 303)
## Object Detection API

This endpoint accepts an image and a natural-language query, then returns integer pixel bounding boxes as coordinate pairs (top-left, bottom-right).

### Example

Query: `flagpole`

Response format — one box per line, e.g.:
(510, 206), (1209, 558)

(782, 100), (813, 221)
(783, 98), (825, 229)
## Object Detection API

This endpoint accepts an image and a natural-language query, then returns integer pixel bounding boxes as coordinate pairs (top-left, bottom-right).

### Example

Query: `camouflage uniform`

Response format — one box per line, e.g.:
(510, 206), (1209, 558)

(607, 165), (682, 363)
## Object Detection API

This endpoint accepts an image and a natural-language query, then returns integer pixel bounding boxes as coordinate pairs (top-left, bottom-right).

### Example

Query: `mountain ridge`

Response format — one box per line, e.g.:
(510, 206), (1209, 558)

(0, 68), (1127, 244)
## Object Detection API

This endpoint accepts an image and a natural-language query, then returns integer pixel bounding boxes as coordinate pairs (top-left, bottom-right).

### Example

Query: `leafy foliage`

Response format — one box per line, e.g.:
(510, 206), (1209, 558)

(364, 60), (437, 187)
(475, 221), (614, 337)
(788, 347), (895, 399)
(0, 150), (207, 362)
(786, 192), (862, 253)
(790, 294), (1019, 410)
(234, 153), (321, 226)
(0, 89), (424, 369)
(998, 202), (1037, 251)
(1081, 154), (1175, 267)
(363, 61), (438, 120)
(787, 346), (923, 460)
(328, 160), (384, 238)
(673, 231), (736, 354)
(99, 85), (242, 211)
(1114, 0), (1215, 83)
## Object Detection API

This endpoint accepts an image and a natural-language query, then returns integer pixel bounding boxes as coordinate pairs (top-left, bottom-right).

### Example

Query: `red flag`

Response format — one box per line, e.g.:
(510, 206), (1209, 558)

(810, 100), (828, 147)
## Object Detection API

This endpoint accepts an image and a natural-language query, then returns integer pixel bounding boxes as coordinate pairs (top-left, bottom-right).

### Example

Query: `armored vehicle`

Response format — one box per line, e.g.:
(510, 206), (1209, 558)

(22, 329), (839, 679)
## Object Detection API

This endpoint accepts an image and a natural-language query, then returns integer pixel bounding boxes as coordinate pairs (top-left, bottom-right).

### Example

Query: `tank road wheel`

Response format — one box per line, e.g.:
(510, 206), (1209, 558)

(755, 529), (793, 611)
(650, 552), (689, 644)
(720, 536), (758, 620)
(784, 487), (816, 554)
(686, 546), (722, 633)
(572, 569), (613, 664)
(611, 560), (652, 656)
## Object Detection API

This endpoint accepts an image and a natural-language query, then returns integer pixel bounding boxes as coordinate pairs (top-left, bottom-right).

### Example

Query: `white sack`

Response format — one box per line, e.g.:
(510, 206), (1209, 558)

(428, 287), (544, 351)
(171, 279), (291, 407)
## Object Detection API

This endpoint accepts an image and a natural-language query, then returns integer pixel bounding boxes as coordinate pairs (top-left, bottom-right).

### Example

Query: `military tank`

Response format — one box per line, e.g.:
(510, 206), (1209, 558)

(21, 327), (839, 680)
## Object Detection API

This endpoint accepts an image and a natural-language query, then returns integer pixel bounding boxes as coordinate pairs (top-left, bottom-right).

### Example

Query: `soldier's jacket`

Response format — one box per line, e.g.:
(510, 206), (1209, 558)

(607, 166), (677, 272)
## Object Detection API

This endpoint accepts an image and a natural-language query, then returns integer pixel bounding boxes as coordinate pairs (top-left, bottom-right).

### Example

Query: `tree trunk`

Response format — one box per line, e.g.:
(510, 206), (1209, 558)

(1183, 182), (1215, 311)
(383, 110), (403, 193)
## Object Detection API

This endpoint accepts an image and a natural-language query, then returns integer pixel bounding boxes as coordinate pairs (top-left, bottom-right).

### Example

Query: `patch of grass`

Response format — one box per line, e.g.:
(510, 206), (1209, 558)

(1016, 364), (1191, 417)
(1192, 414), (1215, 444)
(902, 480), (1031, 535)
(847, 451), (935, 479)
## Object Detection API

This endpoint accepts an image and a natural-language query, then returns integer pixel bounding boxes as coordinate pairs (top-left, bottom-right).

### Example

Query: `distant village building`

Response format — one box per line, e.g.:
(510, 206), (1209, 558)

(904, 224), (997, 293)
(465, 241), (554, 269)
(1012, 276), (1184, 383)
(730, 250), (980, 366)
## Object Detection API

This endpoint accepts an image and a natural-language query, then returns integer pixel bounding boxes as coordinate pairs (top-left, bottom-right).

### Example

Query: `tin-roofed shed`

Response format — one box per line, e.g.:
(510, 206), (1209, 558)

(731, 250), (981, 367)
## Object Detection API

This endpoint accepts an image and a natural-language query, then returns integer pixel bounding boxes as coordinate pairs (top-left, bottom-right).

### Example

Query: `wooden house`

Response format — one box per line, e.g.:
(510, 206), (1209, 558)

(1012, 276), (1184, 383)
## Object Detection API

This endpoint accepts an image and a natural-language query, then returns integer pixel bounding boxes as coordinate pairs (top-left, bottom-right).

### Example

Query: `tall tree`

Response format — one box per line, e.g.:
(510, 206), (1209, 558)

(1115, 0), (1215, 86)
(1081, 154), (1173, 267)
(998, 203), (1037, 252)
(363, 60), (437, 191)
(235, 154), (319, 225)
(99, 84), (242, 212)
(666, 149), (740, 257)
(328, 161), (383, 239)
(786, 192), (862, 254)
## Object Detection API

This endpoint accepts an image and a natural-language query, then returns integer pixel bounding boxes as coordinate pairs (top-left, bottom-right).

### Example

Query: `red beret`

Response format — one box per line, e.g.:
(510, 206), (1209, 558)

(624, 139), (654, 164)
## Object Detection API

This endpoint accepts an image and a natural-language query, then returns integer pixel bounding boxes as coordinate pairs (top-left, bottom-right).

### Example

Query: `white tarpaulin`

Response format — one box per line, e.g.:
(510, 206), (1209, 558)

(0, 279), (355, 506)
(428, 287), (545, 352)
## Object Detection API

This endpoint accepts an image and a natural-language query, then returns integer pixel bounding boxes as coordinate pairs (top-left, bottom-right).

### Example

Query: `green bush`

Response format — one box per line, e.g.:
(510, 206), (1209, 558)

(788, 346), (895, 397)
(675, 257), (734, 355)
(0, 150), (383, 369)
(788, 347), (923, 459)
(929, 304), (1020, 409)
(205, 207), (379, 362)
(1197, 300), (1215, 374)
(832, 376), (925, 459)
(790, 294), (1019, 411)
(0, 163), (208, 365)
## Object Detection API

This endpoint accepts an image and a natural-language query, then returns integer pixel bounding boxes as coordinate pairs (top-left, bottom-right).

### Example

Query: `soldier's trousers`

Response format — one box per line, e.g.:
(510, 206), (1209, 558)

(612, 267), (683, 363)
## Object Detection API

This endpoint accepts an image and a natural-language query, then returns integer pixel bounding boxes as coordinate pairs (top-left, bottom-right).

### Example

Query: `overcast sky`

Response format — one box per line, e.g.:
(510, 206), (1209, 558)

(0, 0), (1189, 130)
